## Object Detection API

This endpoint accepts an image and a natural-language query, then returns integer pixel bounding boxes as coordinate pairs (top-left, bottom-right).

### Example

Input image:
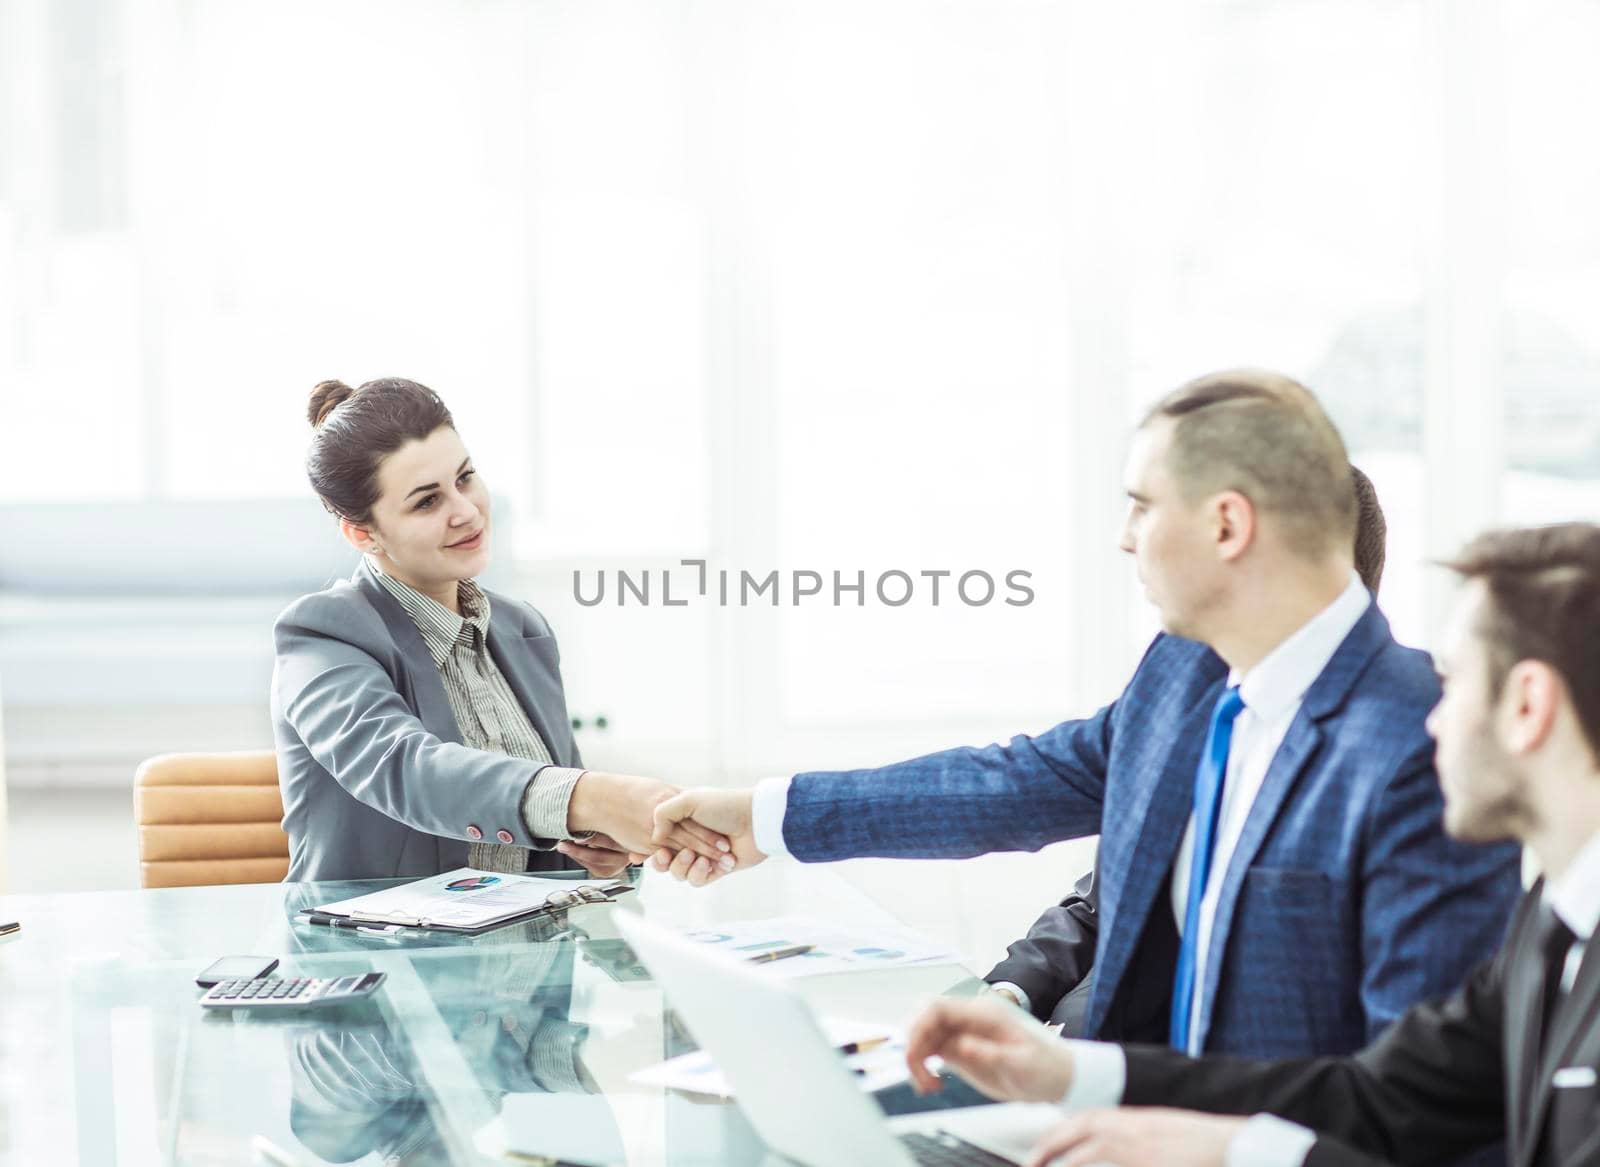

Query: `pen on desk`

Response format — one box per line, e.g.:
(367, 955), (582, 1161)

(295, 913), (410, 939)
(745, 943), (815, 964)
(0, 921), (20, 941)
(293, 912), (355, 929)
(836, 1036), (891, 1055)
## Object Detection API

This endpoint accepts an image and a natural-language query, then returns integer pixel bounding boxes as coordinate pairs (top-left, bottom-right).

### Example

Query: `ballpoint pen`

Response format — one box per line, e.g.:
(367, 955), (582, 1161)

(293, 913), (410, 937)
(836, 1036), (891, 1055)
(294, 912), (359, 929)
(745, 943), (815, 964)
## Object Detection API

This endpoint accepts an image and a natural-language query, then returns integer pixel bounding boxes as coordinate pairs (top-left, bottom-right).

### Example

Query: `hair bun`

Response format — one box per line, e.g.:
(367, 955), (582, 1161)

(308, 379), (355, 428)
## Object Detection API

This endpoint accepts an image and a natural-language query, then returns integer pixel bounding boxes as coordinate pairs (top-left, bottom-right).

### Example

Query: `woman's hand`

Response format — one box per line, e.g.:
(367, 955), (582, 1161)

(556, 832), (644, 879)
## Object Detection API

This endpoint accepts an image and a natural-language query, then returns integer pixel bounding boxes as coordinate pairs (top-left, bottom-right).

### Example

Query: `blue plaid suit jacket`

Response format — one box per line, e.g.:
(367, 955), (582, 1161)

(783, 603), (1521, 1056)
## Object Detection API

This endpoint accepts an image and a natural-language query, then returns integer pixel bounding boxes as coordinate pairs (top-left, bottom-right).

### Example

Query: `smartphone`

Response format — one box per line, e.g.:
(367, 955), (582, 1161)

(195, 955), (280, 988)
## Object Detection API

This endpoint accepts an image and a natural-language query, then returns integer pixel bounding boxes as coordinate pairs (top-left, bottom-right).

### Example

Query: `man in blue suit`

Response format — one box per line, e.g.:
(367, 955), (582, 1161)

(985, 464), (1392, 1036)
(654, 369), (1520, 1060)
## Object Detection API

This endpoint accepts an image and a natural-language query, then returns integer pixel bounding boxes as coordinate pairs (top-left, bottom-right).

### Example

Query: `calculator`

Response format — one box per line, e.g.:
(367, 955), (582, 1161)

(198, 972), (385, 1010)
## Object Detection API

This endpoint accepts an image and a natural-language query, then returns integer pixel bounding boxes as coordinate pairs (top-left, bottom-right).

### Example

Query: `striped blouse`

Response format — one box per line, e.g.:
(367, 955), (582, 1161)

(372, 561), (585, 874)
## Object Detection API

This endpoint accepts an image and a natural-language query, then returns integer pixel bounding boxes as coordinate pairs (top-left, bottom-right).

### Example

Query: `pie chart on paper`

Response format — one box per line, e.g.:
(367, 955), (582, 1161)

(445, 875), (502, 892)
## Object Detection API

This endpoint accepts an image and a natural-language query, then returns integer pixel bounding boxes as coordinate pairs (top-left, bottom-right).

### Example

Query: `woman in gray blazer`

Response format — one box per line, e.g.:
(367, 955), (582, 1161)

(271, 377), (731, 883)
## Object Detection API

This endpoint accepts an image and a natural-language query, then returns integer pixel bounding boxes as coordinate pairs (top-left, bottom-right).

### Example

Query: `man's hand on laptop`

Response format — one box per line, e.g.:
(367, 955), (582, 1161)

(650, 788), (767, 886)
(905, 998), (1074, 1104)
(1024, 1108), (1244, 1167)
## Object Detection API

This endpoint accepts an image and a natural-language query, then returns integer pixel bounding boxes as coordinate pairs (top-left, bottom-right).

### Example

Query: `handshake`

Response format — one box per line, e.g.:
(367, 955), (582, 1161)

(559, 775), (761, 884)
(564, 778), (1249, 1166)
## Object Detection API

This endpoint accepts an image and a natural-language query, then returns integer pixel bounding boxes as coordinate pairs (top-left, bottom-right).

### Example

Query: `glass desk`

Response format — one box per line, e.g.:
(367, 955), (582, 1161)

(0, 863), (987, 1166)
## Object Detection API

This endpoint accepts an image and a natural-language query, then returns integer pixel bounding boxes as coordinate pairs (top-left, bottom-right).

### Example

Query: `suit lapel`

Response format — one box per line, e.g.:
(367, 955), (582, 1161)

(1523, 937), (1600, 1165)
(1503, 886), (1548, 1161)
(1087, 675), (1220, 1037)
(485, 604), (565, 765)
(1559, 1111), (1600, 1167)
(353, 560), (466, 745)
(1193, 716), (1323, 1046)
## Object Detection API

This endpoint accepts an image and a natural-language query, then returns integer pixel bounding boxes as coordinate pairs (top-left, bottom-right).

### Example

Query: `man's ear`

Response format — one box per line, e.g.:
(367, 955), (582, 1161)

(1502, 660), (1560, 756)
(338, 515), (380, 555)
(1213, 490), (1257, 563)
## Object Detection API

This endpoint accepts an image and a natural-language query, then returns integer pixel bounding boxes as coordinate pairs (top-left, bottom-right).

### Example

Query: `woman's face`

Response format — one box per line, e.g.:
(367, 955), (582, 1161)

(357, 426), (492, 589)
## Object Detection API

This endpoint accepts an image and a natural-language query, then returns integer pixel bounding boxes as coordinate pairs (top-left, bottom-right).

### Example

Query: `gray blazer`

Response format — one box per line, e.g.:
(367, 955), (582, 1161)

(271, 559), (583, 883)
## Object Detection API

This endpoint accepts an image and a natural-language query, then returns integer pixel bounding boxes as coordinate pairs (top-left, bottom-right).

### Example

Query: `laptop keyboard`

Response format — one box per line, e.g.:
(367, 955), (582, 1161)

(901, 1131), (1016, 1166)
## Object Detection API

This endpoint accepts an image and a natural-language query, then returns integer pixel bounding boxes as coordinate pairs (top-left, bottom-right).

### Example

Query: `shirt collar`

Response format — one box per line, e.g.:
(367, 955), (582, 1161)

(1229, 572), (1371, 721)
(368, 557), (491, 668)
(1546, 830), (1600, 943)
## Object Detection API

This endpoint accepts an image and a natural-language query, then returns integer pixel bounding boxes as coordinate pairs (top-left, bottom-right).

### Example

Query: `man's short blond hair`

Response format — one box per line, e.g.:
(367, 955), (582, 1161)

(1141, 369), (1357, 559)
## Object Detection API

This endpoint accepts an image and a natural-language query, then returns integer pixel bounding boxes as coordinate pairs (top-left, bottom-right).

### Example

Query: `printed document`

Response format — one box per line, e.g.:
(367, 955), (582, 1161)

(312, 868), (625, 931)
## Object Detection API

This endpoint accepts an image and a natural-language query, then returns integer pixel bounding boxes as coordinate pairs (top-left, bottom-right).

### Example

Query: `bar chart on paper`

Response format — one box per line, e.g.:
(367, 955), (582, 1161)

(680, 915), (959, 979)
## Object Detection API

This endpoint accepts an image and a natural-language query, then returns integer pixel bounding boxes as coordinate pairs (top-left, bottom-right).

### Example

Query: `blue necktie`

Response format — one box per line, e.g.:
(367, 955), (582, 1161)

(1170, 684), (1246, 1053)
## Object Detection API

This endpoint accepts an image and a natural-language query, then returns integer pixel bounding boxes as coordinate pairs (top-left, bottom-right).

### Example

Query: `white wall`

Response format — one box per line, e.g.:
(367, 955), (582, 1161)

(0, 675), (8, 893)
(2, 0), (1599, 808)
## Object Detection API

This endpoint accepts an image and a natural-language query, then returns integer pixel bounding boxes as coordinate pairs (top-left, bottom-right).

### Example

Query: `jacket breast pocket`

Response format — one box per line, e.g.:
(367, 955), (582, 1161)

(1231, 867), (1354, 1032)
(522, 632), (560, 658)
(520, 635), (567, 695)
(1238, 865), (1340, 919)
(1551, 1060), (1599, 1158)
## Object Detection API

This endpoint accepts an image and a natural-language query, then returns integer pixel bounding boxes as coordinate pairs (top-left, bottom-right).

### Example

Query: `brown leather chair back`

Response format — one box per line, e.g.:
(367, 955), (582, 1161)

(134, 751), (290, 888)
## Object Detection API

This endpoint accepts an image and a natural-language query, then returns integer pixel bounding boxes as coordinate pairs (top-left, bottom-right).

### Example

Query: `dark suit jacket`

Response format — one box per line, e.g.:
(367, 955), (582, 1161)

(783, 605), (1521, 1056)
(271, 559), (583, 882)
(988, 868), (1100, 1032)
(1120, 883), (1600, 1167)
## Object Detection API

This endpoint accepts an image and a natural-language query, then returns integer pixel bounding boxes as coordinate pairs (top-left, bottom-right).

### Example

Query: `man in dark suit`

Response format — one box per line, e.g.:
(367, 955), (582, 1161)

(904, 522), (1600, 1167)
(987, 465), (1390, 1031)
(655, 371), (1519, 1062)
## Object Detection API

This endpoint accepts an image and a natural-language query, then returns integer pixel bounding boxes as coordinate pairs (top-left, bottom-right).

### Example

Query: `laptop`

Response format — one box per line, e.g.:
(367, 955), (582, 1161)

(616, 912), (1065, 1166)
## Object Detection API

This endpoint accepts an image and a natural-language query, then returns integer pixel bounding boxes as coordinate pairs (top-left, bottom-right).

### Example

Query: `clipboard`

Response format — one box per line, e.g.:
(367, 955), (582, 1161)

(306, 867), (635, 934)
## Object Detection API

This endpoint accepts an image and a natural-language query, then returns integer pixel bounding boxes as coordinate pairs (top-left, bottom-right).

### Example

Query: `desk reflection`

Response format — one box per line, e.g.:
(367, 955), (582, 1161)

(283, 932), (622, 1165)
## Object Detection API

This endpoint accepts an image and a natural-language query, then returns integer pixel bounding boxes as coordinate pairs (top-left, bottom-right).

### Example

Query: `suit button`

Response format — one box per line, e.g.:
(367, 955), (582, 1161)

(465, 824), (483, 840)
(496, 829), (515, 844)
